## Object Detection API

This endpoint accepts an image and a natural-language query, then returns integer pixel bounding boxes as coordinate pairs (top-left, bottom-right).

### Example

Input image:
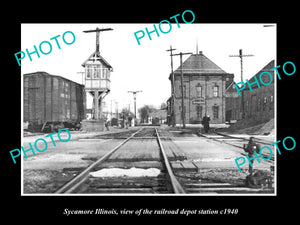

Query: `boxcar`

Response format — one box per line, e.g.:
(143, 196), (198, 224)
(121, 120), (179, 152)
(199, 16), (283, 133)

(23, 72), (86, 132)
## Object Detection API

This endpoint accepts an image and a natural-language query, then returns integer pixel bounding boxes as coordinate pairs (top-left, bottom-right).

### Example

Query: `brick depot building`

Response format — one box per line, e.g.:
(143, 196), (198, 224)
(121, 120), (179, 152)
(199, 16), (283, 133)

(167, 51), (234, 125)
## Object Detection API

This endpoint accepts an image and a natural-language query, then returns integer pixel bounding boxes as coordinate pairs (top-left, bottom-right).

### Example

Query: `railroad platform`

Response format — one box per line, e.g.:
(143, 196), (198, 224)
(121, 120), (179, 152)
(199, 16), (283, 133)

(169, 123), (275, 144)
(22, 126), (137, 145)
(22, 126), (275, 195)
(213, 131), (275, 145)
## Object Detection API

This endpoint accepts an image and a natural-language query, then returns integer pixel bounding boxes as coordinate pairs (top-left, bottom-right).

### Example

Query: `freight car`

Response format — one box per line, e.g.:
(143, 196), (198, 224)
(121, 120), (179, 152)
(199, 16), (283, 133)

(23, 72), (86, 132)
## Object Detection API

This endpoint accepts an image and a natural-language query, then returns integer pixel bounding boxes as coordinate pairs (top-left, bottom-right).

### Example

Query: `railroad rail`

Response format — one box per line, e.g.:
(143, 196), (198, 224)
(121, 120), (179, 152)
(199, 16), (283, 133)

(155, 128), (185, 193)
(55, 127), (185, 194)
(214, 130), (272, 146)
(198, 130), (275, 163)
(154, 128), (274, 194)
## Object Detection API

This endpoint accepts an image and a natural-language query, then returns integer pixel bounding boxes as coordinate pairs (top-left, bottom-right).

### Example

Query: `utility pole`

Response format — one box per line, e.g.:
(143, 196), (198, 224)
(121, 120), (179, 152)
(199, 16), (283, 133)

(83, 27), (113, 53)
(128, 90), (143, 121)
(110, 100), (113, 119)
(166, 45), (176, 127)
(229, 49), (254, 119)
(172, 52), (193, 128)
(115, 101), (119, 123)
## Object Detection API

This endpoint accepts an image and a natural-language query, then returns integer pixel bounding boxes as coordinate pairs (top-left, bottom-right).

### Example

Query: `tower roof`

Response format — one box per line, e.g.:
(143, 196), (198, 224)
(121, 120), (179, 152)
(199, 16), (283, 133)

(173, 51), (227, 75)
(82, 51), (113, 70)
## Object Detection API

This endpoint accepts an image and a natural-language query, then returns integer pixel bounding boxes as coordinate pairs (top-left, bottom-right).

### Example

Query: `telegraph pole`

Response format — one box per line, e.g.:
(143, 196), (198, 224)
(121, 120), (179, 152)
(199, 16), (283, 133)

(166, 45), (176, 127)
(115, 101), (119, 122)
(110, 100), (113, 119)
(172, 52), (193, 128)
(229, 49), (254, 82)
(83, 27), (113, 53)
(128, 90), (143, 121)
(229, 49), (254, 119)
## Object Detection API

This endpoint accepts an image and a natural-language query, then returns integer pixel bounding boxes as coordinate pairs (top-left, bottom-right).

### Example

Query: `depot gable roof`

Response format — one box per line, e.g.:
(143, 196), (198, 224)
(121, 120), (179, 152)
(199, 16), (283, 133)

(173, 51), (227, 75)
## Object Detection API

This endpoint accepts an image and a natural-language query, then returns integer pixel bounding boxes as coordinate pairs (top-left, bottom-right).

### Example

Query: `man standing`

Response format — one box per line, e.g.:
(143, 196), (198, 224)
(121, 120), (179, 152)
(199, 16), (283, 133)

(244, 137), (260, 175)
(202, 115), (210, 133)
(105, 120), (110, 131)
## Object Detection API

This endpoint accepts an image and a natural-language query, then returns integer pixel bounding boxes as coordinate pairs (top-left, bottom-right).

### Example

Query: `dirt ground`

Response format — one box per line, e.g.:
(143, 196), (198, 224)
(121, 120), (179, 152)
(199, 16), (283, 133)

(222, 118), (274, 135)
(24, 169), (63, 193)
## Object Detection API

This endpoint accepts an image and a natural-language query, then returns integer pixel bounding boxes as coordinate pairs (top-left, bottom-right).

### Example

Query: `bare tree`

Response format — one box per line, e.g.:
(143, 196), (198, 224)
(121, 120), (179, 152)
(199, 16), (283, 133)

(138, 105), (155, 123)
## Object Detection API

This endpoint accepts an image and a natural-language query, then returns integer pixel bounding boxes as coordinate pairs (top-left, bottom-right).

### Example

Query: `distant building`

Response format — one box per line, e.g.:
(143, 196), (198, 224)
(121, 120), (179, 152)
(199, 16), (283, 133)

(168, 51), (234, 125)
(148, 109), (167, 124)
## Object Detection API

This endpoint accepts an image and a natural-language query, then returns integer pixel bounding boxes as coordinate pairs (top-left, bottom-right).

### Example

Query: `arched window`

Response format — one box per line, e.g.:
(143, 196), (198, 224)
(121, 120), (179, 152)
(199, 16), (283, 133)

(196, 83), (202, 97)
(213, 85), (219, 97)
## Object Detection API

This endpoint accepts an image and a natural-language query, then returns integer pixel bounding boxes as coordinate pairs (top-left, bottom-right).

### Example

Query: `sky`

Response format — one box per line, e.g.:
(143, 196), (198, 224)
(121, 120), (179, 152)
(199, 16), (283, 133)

(21, 23), (276, 114)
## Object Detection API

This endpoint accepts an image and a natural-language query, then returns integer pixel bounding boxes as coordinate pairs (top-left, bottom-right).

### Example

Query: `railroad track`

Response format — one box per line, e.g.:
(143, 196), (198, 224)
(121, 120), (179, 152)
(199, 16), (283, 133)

(55, 127), (274, 194)
(214, 130), (272, 146)
(158, 128), (274, 194)
(197, 130), (275, 163)
(55, 127), (185, 194)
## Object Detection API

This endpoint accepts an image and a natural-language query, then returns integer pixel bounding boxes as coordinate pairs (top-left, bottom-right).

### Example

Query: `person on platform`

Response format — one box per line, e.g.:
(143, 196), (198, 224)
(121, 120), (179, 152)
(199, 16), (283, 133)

(244, 137), (260, 175)
(202, 115), (210, 133)
(125, 117), (129, 129)
(105, 120), (110, 131)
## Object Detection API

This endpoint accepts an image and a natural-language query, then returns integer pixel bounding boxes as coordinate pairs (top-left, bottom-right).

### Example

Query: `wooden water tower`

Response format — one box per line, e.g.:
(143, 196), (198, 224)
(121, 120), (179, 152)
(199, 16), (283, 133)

(81, 27), (113, 130)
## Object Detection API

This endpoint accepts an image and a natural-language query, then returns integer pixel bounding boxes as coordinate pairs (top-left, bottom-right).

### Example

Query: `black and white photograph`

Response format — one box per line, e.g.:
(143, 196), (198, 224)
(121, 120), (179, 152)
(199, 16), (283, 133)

(20, 23), (276, 195)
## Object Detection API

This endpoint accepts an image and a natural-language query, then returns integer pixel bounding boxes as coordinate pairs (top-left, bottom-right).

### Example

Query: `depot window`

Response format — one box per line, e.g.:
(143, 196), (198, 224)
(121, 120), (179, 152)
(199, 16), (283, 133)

(213, 85), (219, 97)
(263, 96), (267, 111)
(179, 105), (186, 112)
(196, 83), (202, 97)
(196, 105), (202, 119)
(179, 85), (187, 98)
(213, 105), (219, 119)
(269, 95), (274, 110)
(257, 98), (261, 111)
